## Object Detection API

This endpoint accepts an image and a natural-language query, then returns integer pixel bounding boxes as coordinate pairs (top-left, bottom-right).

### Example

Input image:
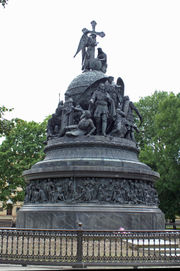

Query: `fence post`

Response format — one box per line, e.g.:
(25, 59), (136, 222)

(76, 222), (83, 264)
(72, 222), (84, 268)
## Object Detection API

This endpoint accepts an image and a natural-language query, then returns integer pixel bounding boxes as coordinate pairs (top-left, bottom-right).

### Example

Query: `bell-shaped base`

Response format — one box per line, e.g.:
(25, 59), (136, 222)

(17, 136), (165, 230)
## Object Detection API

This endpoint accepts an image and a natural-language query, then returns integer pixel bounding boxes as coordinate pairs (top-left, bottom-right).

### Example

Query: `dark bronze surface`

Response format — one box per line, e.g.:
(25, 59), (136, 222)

(17, 21), (164, 230)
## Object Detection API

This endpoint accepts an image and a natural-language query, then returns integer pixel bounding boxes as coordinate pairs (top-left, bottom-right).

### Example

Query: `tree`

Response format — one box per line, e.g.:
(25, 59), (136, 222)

(0, 118), (47, 205)
(0, 106), (14, 137)
(135, 91), (180, 220)
(0, 0), (8, 8)
(153, 93), (180, 220)
(134, 91), (169, 150)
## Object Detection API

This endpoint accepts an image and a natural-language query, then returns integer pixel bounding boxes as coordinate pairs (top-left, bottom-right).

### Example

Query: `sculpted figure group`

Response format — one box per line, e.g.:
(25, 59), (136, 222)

(74, 20), (107, 73)
(24, 178), (159, 206)
(47, 76), (142, 143)
(47, 21), (142, 141)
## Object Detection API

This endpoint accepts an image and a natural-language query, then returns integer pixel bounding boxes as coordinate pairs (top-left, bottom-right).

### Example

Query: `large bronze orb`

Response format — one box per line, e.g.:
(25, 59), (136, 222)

(65, 71), (107, 108)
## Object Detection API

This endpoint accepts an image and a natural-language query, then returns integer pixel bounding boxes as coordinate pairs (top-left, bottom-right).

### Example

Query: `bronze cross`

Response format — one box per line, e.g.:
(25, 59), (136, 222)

(82, 20), (105, 38)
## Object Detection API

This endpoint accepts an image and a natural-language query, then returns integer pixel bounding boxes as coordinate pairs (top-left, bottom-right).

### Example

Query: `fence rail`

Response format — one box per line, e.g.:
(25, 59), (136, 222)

(0, 228), (179, 268)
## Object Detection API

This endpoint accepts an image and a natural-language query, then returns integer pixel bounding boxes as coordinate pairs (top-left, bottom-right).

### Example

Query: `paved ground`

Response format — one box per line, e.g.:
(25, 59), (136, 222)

(0, 265), (71, 271)
(0, 264), (133, 271)
(0, 265), (180, 271)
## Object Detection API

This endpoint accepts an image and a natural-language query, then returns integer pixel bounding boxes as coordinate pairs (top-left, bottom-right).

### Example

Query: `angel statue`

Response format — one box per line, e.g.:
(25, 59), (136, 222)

(74, 21), (106, 72)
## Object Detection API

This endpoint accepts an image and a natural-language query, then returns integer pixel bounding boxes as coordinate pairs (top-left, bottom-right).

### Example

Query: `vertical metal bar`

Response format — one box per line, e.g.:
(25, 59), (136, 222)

(169, 231), (172, 259)
(70, 232), (73, 258)
(145, 231), (148, 261)
(37, 232), (40, 257)
(114, 232), (117, 259)
(103, 233), (106, 258)
(174, 231), (177, 257)
(54, 232), (57, 258)
(21, 231), (25, 257)
(92, 233), (95, 260)
(152, 232), (155, 260)
(147, 232), (150, 260)
(120, 233), (123, 258)
(131, 233), (134, 258)
(3, 229), (8, 257)
(109, 232), (111, 259)
(65, 232), (68, 258)
(143, 232), (146, 261)
(27, 231), (30, 259)
(51, 233), (55, 258)
(32, 231), (35, 257)
(43, 231), (46, 257)
(59, 232), (62, 258)
(164, 232), (167, 261)
(0, 230), (4, 255)
(11, 231), (14, 256)
(139, 232), (142, 261)
(48, 231), (51, 257)
(76, 229), (83, 263)
(98, 233), (100, 259)
(126, 233), (128, 259)
(159, 232), (162, 260)
(86, 232), (89, 259)
(16, 230), (19, 257)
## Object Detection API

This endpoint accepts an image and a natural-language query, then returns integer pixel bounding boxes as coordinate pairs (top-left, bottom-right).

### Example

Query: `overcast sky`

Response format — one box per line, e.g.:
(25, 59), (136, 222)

(1, 0), (180, 123)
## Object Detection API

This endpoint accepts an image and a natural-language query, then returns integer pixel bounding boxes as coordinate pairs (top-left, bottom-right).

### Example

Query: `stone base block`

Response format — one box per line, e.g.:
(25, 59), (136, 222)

(16, 203), (165, 230)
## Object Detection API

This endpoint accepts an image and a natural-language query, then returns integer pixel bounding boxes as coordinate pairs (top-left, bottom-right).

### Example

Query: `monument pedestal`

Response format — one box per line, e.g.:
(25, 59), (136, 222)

(17, 136), (165, 230)
(17, 203), (164, 230)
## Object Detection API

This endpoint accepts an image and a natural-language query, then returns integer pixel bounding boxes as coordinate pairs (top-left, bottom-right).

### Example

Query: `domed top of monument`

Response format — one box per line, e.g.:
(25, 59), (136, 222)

(47, 20), (142, 140)
(65, 70), (107, 107)
(67, 70), (107, 91)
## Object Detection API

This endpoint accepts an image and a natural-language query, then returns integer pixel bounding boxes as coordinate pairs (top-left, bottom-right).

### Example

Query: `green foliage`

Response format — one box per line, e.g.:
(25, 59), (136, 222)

(0, 106), (14, 137)
(135, 91), (180, 220)
(0, 0), (8, 8)
(0, 118), (47, 205)
(135, 91), (169, 149)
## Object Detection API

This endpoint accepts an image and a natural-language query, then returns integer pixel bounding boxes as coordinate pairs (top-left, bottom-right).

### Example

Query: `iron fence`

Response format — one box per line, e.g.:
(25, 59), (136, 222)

(0, 228), (179, 268)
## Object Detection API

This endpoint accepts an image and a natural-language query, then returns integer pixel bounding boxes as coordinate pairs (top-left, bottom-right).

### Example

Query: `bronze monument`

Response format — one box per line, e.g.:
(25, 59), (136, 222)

(17, 21), (165, 230)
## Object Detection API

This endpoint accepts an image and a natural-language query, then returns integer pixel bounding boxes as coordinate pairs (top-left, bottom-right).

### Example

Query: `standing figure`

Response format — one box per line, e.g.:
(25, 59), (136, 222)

(105, 76), (124, 109)
(105, 76), (115, 93)
(89, 82), (116, 136)
(97, 47), (107, 73)
(116, 77), (124, 107)
(58, 98), (75, 137)
(82, 33), (98, 71)
(122, 96), (142, 142)
(46, 100), (63, 139)
(110, 108), (128, 138)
